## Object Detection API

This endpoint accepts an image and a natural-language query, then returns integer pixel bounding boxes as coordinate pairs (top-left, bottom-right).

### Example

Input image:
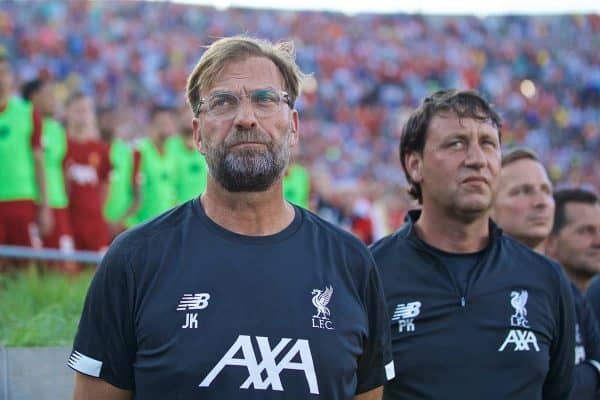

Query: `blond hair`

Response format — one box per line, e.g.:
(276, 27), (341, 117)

(186, 35), (305, 115)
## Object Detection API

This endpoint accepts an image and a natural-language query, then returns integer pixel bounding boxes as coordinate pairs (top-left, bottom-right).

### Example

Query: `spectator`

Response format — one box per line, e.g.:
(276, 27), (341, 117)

(0, 54), (52, 249)
(22, 78), (74, 253)
(63, 92), (111, 252)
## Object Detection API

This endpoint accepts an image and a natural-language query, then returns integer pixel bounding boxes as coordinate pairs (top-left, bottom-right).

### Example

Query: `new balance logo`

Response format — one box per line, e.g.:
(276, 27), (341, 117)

(199, 335), (319, 394)
(177, 293), (210, 310)
(392, 301), (421, 333)
(177, 293), (210, 329)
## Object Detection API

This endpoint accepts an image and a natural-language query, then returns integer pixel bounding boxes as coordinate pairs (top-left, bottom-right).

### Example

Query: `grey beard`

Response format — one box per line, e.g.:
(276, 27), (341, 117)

(208, 134), (290, 192)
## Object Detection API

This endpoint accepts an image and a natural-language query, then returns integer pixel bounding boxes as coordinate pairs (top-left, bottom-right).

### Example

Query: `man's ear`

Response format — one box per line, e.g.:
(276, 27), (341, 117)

(405, 152), (423, 184)
(289, 109), (299, 147)
(192, 118), (204, 154)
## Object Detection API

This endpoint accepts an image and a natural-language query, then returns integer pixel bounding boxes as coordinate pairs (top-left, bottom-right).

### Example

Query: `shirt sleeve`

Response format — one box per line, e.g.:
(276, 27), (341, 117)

(355, 257), (394, 394)
(31, 108), (43, 149)
(67, 239), (137, 390)
(543, 266), (576, 400)
(585, 277), (600, 327)
(581, 296), (600, 395)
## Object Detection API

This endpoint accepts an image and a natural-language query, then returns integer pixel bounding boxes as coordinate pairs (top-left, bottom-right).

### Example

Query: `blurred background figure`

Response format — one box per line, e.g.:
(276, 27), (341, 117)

(0, 53), (51, 251)
(99, 106), (137, 238)
(547, 189), (600, 294)
(125, 105), (177, 226)
(166, 103), (208, 204)
(22, 78), (74, 253)
(492, 148), (600, 400)
(63, 93), (111, 252)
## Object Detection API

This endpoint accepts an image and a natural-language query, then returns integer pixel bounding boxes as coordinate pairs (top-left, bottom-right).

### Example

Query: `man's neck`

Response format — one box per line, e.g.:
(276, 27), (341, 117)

(152, 135), (166, 153)
(414, 204), (491, 253)
(564, 269), (591, 294)
(200, 179), (295, 236)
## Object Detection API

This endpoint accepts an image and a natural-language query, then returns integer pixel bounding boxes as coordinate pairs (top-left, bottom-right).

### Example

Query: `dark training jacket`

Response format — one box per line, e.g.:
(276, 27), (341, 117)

(371, 210), (575, 400)
(571, 281), (600, 399)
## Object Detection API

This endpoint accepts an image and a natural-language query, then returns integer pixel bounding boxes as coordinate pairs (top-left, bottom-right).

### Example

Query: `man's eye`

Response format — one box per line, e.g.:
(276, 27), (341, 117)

(252, 90), (278, 104)
(210, 94), (237, 108)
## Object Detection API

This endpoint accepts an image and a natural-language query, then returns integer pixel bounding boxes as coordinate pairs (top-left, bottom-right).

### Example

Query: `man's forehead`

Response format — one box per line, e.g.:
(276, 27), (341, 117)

(431, 110), (496, 128)
(501, 159), (550, 181)
(208, 56), (284, 93)
(565, 202), (600, 223)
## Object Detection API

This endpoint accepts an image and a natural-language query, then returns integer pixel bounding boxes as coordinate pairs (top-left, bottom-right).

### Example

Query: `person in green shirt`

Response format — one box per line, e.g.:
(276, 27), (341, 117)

(166, 104), (208, 203)
(98, 106), (137, 237)
(283, 162), (311, 209)
(125, 105), (178, 227)
(22, 78), (74, 252)
(0, 55), (52, 249)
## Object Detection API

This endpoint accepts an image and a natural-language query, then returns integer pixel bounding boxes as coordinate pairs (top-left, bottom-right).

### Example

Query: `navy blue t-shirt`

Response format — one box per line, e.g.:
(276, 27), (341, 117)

(68, 199), (393, 399)
(371, 210), (575, 400)
(586, 276), (600, 329)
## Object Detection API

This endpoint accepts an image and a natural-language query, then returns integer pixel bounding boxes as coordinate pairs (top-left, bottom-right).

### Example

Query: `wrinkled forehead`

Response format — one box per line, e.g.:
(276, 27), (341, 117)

(207, 56), (285, 94)
(428, 110), (500, 138)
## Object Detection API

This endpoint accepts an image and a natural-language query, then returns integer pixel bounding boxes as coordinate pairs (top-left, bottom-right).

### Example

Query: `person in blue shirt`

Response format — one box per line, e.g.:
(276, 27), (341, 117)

(493, 148), (600, 399)
(68, 35), (393, 400)
(371, 89), (575, 399)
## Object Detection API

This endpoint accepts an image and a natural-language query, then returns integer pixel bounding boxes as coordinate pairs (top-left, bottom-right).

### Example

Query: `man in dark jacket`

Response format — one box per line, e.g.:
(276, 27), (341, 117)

(492, 148), (600, 399)
(371, 89), (575, 399)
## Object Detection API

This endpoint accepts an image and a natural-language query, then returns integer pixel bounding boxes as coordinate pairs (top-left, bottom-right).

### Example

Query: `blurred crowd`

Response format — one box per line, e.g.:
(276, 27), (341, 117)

(0, 0), (599, 249)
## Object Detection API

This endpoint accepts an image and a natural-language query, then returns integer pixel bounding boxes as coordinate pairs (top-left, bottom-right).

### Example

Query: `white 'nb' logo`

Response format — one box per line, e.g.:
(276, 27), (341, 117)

(199, 335), (319, 394)
(392, 301), (421, 333)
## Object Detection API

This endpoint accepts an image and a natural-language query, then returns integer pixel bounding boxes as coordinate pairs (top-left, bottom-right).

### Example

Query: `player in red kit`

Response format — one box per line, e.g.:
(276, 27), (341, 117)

(63, 93), (111, 252)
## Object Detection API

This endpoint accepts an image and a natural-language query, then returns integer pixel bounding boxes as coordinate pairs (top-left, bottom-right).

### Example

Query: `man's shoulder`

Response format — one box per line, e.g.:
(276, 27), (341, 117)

(369, 223), (411, 258)
(111, 201), (194, 257)
(299, 206), (373, 258)
(499, 234), (565, 281)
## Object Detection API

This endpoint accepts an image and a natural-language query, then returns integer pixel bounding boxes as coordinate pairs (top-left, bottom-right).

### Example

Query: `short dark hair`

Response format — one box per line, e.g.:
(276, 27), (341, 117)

(21, 78), (45, 101)
(501, 147), (540, 167)
(399, 89), (502, 203)
(552, 188), (599, 234)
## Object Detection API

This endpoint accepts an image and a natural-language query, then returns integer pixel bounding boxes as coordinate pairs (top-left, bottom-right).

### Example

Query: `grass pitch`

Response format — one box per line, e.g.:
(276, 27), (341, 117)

(0, 266), (95, 347)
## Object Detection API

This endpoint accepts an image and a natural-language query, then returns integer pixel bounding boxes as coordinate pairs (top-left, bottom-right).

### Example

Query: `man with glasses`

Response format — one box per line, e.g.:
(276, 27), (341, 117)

(69, 35), (393, 400)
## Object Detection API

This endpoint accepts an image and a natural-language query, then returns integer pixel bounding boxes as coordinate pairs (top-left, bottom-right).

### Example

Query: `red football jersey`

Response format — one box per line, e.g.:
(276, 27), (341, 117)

(63, 138), (111, 218)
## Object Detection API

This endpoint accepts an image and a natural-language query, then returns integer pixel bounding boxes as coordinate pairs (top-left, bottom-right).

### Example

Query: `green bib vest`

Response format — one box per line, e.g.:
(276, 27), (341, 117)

(283, 163), (311, 209)
(127, 138), (176, 226)
(166, 135), (208, 203)
(42, 117), (68, 208)
(103, 139), (134, 222)
(0, 98), (37, 201)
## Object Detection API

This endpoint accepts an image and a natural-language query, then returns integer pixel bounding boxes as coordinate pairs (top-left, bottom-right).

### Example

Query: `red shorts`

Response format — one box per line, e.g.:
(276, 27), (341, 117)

(0, 200), (38, 247)
(43, 208), (74, 251)
(70, 213), (110, 252)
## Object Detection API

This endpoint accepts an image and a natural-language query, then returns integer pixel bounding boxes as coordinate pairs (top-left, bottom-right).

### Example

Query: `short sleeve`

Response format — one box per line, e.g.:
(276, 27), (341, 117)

(67, 240), (137, 390)
(355, 258), (394, 394)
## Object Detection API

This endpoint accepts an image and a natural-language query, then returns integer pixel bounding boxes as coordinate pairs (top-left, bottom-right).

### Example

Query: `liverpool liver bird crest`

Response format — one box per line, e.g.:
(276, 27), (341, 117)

(510, 290), (529, 328)
(312, 286), (333, 319)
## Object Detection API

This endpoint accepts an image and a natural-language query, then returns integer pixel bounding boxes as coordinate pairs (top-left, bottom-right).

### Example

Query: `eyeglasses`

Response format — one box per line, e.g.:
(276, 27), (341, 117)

(195, 88), (291, 119)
